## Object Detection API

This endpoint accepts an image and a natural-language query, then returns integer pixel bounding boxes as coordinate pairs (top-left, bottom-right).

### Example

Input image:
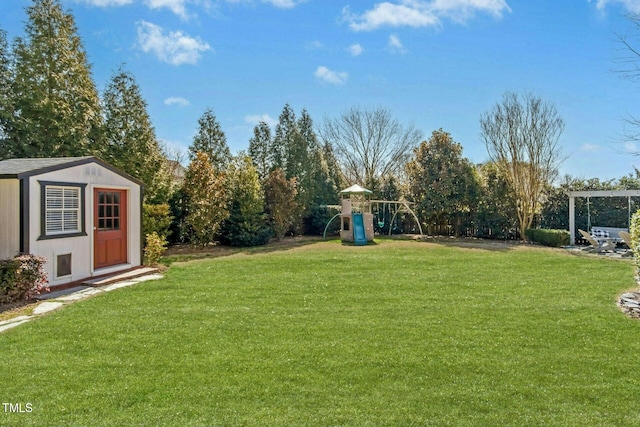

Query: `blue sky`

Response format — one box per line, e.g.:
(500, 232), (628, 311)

(2, 0), (640, 181)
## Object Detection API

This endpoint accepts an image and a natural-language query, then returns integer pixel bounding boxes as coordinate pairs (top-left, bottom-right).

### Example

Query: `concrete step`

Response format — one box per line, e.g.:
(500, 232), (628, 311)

(82, 267), (159, 287)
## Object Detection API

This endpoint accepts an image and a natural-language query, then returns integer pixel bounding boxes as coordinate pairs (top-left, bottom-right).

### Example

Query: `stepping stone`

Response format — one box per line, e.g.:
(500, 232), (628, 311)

(32, 301), (64, 315)
(0, 319), (30, 333)
(36, 286), (90, 300)
(132, 274), (163, 282)
(102, 281), (137, 292)
(0, 315), (31, 327)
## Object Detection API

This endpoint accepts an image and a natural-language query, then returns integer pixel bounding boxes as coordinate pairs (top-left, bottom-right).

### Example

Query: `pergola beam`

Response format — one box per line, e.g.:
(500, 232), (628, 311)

(567, 190), (640, 197)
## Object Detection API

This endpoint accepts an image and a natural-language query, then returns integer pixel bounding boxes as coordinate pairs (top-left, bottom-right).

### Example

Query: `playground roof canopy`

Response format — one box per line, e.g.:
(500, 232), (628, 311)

(340, 184), (372, 194)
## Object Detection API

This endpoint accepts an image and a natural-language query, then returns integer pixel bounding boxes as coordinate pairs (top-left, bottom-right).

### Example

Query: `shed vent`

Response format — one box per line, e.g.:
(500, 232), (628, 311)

(56, 253), (72, 278)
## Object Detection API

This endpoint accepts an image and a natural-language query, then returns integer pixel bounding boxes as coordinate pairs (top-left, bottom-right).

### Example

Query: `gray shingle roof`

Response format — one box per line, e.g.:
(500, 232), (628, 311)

(0, 157), (94, 177)
(0, 156), (142, 186)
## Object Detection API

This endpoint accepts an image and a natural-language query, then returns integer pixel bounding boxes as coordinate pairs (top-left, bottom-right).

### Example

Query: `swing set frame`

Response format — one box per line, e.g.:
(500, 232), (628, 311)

(322, 199), (423, 239)
(370, 199), (423, 236)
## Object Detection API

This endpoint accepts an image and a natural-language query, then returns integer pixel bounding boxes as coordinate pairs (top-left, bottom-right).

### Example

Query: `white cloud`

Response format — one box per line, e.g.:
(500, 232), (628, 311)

(314, 66), (349, 85)
(77, 0), (191, 17)
(245, 114), (278, 127)
(224, 0), (305, 8)
(76, 0), (133, 5)
(264, 0), (302, 8)
(306, 40), (324, 50)
(591, 0), (640, 13)
(387, 34), (406, 53)
(344, 0), (511, 31)
(144, 0), (190, 19)
(164, 96), (191, 107)
(136, 21), (212, 65)
(580, 143), (600, 152)
(624, 141), (638, 153)
(78, 0), (305, 13)
(348, 43), (364, 56)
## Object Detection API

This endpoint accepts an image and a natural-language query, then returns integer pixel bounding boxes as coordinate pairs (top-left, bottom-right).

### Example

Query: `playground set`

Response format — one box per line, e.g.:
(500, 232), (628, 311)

(323, 185), (423, 245)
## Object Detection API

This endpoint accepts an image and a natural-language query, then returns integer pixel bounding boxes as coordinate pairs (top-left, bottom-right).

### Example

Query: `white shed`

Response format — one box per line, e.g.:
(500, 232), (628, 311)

(0, 157), (143, 288)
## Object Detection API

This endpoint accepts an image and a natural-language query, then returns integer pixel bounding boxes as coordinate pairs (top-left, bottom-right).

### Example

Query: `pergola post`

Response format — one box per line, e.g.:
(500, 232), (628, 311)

(569, 196), (576, 245)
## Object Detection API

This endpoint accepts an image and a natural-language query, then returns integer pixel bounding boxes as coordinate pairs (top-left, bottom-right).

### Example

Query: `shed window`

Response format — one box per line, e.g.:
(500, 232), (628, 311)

(46, 186), (80, 234)
(38, 181), (87, 240)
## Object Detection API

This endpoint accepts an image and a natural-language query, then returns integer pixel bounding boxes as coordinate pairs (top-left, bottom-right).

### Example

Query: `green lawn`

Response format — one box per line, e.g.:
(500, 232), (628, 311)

(2, 239), (640, 426)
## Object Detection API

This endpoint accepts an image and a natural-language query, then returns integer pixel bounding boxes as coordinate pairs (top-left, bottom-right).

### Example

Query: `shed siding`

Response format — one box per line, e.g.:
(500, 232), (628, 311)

(28, 162), (141, 286)
(0, 179), (20, 259)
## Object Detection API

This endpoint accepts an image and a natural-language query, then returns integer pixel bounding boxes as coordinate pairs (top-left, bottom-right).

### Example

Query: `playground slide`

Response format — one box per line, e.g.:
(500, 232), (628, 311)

(352, 213), (367, 246)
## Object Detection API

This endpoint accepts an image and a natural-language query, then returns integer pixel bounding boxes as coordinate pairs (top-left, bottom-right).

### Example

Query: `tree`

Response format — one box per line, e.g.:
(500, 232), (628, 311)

(0, 28), (13, 157)
(320, 141), (346, 198)
(479, 92), (565, 240)
(475, 162), (518, 238)
(615, 14), (640, 145)
(7, 0), (102, 158)
(183, 151), (228, 246)
(264, 168), (298, 241)
(248, 120), (272, 181)
(271, 103), (296, 172)
(406, 129), (479, 236)
(102, 66), (168, 202)
(219, 154), (272, 246)
(189, 108), (231, 173)
(319, 105), (422, 193)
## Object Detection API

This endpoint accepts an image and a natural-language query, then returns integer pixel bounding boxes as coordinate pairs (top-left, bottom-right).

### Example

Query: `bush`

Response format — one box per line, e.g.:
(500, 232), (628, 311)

(304, 205), (340, 235)
(0, 254), (49, 304)
(144, 232), (168, 266)
(219, 219), (272, 247)
(143, 203), (173, 240)
(525, 228), (570, 247)
(630, 210), (640, 274)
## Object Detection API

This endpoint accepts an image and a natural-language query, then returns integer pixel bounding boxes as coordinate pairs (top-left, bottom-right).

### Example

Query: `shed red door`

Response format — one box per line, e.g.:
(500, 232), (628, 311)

(94, 189), (127, 269)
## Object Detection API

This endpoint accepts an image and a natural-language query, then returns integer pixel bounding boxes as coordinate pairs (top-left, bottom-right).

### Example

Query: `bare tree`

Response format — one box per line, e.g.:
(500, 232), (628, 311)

(479, 92), (565, 240)
(616, 14), (640, 146)
(318, 106), (422, 192)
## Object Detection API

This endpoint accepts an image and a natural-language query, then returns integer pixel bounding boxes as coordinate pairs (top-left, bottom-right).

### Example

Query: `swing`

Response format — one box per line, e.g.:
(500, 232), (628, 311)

(377, 203), (386, 228)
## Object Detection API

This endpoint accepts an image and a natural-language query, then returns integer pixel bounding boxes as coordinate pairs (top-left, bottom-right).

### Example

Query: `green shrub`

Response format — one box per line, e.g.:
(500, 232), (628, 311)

(524, 228), (570, 247)
(142, 203), (173, 240)
(144, 232), (168, 266)
(0, 254), (49, 304)
(630, 210), (640, 274)
(304, 205), (340, 235)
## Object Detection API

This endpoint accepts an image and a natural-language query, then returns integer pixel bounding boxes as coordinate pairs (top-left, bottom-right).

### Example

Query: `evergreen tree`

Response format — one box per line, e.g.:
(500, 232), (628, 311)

(7, 0), (102, 158)
(102, 66), (168, 202)
(248, 120), (272, 181)
(294, 109), (316, 203)
(219, 154), (271, 246)
(189, 108), (231, 173)
(183, 151), (228, 245)
(406, 129), (479, 236)
(270, 103), (296, 172)
(0, 28), (14, 158)
(474, 162), (517, 238)
(264, 168), (298, 241)
(321, 141), (346, 199)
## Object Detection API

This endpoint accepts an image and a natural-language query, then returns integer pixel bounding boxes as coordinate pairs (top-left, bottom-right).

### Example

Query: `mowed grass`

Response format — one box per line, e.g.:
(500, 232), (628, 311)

(2, 240), (640, 426)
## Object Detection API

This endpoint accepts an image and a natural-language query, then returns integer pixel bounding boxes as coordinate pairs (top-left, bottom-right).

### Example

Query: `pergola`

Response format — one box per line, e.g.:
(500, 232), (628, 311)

(567, 190), (640, 245)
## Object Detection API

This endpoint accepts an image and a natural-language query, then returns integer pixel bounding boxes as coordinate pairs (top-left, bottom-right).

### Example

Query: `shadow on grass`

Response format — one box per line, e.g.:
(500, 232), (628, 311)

(161, 236), (327, 264)
(375, 234), (522, 253)
(163, 234), (589, 266)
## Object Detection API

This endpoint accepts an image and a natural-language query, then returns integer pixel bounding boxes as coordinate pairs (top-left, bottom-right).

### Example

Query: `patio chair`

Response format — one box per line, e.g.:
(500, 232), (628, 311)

(578, 229), (616, 253)
(619, 231), (635, 257)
